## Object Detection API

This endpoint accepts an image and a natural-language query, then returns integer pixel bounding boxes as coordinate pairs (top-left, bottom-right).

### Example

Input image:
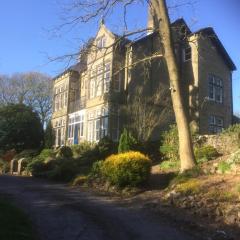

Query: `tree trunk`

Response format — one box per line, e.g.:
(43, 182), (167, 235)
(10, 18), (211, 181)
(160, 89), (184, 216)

(151, 0), (196, 171)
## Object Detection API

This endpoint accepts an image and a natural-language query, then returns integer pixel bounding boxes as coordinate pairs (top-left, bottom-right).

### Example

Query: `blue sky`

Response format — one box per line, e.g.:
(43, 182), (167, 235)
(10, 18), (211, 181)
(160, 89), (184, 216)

(0, 0), (239, 114)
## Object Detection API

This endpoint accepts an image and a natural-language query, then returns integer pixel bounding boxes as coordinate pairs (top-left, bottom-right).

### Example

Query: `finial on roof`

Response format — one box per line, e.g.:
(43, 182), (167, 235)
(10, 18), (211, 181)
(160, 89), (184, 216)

(100, 18), (105, 26)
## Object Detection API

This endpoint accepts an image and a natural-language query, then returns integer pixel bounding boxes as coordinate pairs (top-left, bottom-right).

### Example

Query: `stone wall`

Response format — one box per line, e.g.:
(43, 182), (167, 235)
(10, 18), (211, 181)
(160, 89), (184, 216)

(203, 133), (240, 155)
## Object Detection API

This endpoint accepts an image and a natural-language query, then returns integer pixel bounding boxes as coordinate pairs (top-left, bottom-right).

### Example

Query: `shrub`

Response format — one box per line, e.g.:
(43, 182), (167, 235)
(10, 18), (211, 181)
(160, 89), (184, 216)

(44, 121), (55, 148)
(0, 159), (10, 173)
(218, 161), (231, 174)
(160, 125), (179, 161)
(26, 156), (46, 177)
(97, 137), (117, 159)
(159, 160), (180, 171)
(206, 190), (237, 202)
(71, 141), (93, 157)
(15, 149), (39, 160)
(222, 124), (240, 135)
(118, 129), (137, 153)
(1, 149), (17, 162)
(227, 149), (240, 164)
(89, 160), (104, 179)
(194, 145), (219, 163)
(171, 166), (203, 185)
(175, 179), (202, 195)
(138, 141), (161, 163)
(236, 184), (240, 194)
(39, 149), (55, 160)
(101, 151), (152, 187)
(56, 146), (73, 158)
(72, 175), (88, 186)
(47, 158), (79, 181)
(75, 146), (100, 166)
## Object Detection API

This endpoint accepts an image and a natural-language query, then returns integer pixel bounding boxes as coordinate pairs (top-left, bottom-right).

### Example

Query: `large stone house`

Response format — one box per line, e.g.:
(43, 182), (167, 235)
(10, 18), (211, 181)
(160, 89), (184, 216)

(51, 11), (236, 147)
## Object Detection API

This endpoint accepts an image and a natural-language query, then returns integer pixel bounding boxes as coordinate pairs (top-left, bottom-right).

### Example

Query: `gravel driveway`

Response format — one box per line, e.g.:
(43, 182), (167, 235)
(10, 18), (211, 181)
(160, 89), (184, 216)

(0, 175), (201, 240)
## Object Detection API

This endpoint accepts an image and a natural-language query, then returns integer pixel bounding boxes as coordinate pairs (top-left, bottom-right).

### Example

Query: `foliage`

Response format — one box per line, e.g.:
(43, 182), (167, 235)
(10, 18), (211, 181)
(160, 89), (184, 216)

(0, 104), (43, 152)
(100, 151), (152, 187)
(75, 146), (100, 166)
(0, 149), (16, 162)
(118, 128), (137, 153)
(97, 137), (117, 159)
(14, 149), (40, 160)
(160, 125), (179, 161)
(0, 72), (52, 125)
(0, 197), (36, 240)
(236, 184), (240, 194)
(159, 160), (180, 171)
(227, 149), (240, 165)
(39, 149), (55, 160)
(72, 138), (116, 159)
(72, 175), (88, 186)
(46, 158), (79, 181)
(175, 179), (202, 195)
(217, 161), (231, 174)
(71, 141), (93, 157)
(0, 159), (10, 173)
(171, 166), (203, 185)
(126, 86), (172, 142)
(137, 141), (161, 163)
(89, 160), (104, 179)
(221, 124), (240, 135)
(26, 156), (48, 177)
(206, 190), (237, 202)
(44, 121), (55, 148)
(56, 146), (73, 158)
(194, 145), (219, 163)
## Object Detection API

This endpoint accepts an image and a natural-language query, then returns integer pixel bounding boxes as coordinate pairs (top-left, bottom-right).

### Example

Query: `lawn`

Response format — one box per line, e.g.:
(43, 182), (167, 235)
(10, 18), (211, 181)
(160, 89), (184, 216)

(0, 196), (36, 240)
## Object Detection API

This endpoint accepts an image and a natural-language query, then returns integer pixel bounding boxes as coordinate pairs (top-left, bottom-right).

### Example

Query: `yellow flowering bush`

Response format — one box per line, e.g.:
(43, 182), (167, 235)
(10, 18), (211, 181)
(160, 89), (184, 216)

(101, 151), (152, 187)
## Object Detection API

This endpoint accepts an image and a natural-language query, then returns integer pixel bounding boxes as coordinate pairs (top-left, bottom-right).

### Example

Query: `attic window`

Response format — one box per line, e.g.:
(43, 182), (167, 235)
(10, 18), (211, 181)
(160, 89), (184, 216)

(183, 47), (191, 62)
(96, 36), (106, 49)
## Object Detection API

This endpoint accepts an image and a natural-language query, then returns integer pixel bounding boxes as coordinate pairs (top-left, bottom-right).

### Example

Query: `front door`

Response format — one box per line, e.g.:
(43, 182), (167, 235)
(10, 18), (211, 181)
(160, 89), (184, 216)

(74, 124), (79, 144)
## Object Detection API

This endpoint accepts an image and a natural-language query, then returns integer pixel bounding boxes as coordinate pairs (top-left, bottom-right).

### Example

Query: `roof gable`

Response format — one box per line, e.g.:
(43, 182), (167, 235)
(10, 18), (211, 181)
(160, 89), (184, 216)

(191, 28), (236, 71)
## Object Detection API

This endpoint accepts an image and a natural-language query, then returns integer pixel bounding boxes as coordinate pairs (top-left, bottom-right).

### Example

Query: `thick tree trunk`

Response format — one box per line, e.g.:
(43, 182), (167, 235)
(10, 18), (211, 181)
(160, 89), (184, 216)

(151, 0), (196, 171)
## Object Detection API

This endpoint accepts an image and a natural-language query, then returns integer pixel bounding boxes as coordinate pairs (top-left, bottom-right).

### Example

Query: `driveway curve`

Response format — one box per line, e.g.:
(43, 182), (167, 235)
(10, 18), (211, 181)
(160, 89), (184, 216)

(0, 175), (201, 240)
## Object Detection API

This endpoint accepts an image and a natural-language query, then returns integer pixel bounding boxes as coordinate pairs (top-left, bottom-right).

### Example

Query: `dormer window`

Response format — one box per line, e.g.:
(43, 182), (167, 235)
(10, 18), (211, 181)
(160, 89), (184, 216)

(183, 47), (191, 62)
(96, 36), (106, 49)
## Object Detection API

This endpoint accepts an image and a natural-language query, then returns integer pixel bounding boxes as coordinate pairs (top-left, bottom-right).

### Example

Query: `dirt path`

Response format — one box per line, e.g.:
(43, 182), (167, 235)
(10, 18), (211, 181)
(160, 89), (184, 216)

(0, 175), (201, 240)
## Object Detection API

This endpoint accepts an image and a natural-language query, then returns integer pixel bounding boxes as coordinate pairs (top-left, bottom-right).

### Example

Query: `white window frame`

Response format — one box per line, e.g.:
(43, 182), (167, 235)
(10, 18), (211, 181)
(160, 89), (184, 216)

(208, 74), (223, 104)
(209, 115), (224, 134)
(89, 78), (95, 99)
(114, 71), (121, 92)
(68, 112), (85, 145)
(96, 36), (106, 49)
(87, 106), (109, 142)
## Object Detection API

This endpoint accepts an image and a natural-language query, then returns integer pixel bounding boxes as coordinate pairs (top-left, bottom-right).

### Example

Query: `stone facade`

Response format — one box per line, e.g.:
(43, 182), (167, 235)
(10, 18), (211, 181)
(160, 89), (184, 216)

(51, 13), (236, 146)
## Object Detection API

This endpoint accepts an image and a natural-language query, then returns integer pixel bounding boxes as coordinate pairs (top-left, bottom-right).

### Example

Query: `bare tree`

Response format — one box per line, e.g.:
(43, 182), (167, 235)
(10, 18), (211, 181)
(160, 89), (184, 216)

(52, 0), (196, 171)
(126, 86), (172, 142)
(0, 72), (52, 126)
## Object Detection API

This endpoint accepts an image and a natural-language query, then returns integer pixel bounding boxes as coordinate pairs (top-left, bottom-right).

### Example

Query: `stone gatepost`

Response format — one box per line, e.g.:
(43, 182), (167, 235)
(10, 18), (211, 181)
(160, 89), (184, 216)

(10, 159), (18, 175)
(17, 158), (27, 175)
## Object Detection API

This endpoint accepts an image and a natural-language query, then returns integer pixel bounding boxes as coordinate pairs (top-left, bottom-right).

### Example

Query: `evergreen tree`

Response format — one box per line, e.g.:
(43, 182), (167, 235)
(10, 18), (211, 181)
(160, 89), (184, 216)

(118, 128), (137, 153)
(44, 121), (55, 148)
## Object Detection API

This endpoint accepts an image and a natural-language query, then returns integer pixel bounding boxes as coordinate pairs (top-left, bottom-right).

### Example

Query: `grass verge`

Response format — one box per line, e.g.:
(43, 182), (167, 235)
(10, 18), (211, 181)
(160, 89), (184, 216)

(0, 196), (36, 240)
